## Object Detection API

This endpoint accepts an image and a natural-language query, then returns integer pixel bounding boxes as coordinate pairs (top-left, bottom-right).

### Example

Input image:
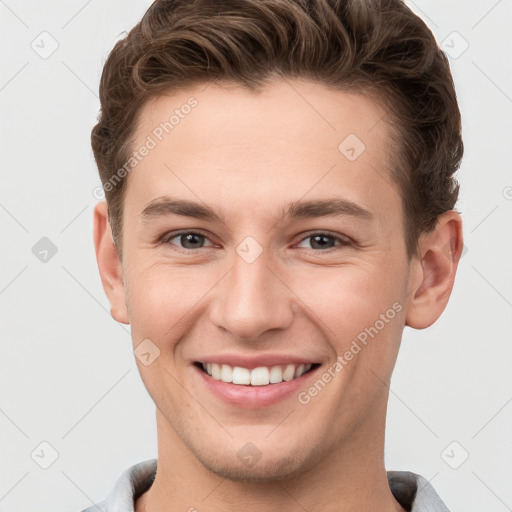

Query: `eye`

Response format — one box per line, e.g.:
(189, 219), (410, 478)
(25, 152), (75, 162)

(163, 231), (214, 251)
(160, 230), (352, 253)
(296, 232), (352, 251)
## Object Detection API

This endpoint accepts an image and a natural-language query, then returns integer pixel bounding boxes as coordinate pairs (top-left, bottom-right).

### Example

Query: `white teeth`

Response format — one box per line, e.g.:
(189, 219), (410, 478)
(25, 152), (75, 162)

(232, 366), (250, 385)
(294, 364), (305, 378)
(200, 362), (313, 386)
(269, 365), (283, 383)
(282, 364), (296, 381)
(211, 363), (221, 380)
(250, 367), (270, 386)
(220, 364), (233, 383)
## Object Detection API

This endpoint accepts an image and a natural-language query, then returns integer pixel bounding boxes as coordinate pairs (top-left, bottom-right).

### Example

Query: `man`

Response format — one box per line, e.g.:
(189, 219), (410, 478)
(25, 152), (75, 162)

(85, 0), (464, 510)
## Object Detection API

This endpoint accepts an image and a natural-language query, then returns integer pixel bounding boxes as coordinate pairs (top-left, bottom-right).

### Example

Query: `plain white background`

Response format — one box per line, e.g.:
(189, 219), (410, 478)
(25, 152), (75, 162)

(0, 1), (511, 511)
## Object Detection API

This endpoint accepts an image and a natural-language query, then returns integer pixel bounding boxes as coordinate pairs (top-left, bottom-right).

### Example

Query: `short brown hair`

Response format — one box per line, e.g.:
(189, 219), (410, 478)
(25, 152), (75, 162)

(91, 0), (463, 261)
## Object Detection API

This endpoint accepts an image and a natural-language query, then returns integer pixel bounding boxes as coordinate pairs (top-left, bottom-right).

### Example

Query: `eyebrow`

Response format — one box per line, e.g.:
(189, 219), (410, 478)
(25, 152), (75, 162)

(140, 196), (374, 223)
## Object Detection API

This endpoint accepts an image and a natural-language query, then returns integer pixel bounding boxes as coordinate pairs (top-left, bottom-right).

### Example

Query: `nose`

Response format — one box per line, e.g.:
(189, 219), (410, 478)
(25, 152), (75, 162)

(208, 247), (294, 342)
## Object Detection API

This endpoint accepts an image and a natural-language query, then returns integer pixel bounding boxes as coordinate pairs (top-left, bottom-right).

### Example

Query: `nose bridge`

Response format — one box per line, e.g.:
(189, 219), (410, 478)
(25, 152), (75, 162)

(209, 242), (293, 340)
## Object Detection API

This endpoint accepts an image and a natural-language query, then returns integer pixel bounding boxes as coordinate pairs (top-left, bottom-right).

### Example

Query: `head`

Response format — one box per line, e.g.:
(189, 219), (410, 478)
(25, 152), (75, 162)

(93, 0), (464, 482)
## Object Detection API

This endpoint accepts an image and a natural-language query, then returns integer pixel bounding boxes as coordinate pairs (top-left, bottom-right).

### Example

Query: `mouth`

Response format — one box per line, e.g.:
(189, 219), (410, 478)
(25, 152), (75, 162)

(194, 361), (320, 386)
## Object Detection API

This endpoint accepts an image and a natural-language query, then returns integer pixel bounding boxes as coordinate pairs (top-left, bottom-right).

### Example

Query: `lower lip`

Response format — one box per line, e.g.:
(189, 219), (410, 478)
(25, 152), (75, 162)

(193, 364), (319, 409)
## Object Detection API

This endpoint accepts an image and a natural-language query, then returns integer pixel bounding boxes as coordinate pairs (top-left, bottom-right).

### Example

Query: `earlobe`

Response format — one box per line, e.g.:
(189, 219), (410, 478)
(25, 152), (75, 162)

(93, 201), (130, 324)
(405, 210), (464, 330)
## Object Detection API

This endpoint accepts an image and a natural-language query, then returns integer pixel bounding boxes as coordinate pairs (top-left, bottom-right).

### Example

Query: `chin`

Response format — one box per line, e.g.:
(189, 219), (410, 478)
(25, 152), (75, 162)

(198, 451), (308, 483)
(185, 435), (326, 484)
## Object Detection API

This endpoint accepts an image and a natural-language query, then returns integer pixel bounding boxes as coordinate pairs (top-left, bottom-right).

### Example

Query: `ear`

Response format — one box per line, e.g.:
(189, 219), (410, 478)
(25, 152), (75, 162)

(405, 210), (464, 329)
(93, 201), (129, 324)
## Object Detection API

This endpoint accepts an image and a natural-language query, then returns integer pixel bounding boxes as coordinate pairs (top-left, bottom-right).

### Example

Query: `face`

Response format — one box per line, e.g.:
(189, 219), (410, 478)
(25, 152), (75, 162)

(107, 79), (421, 480)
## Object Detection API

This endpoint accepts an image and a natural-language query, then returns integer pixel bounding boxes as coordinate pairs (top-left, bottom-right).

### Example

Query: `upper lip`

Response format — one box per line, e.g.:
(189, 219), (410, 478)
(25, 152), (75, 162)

(193, 354), (319, 370)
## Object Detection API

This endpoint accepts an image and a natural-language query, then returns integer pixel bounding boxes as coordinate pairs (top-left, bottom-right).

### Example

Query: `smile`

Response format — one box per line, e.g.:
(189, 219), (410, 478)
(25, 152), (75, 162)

(197, 362), (316, 386)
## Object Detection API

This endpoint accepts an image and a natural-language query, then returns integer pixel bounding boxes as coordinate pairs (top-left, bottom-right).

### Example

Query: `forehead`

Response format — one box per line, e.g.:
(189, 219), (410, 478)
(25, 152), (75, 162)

(135, 79), (391, 155)
(127, 79), (401, 227)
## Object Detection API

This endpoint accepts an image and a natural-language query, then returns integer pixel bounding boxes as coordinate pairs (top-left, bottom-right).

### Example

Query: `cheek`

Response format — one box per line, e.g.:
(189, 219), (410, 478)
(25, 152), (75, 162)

(124, 261), (215, 339)
(294, 265), (392, 328)
(290, 263), (406, 372)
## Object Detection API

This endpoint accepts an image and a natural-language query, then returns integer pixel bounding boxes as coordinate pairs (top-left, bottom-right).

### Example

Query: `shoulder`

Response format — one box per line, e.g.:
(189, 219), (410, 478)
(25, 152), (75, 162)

(77, 459), (157, 512)
(387, 470), (450, 512)
(80, 501), (108, 512)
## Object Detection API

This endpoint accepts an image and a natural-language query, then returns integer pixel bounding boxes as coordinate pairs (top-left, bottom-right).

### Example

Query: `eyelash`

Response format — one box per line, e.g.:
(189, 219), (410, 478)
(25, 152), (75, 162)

(160, 230), (353, 254)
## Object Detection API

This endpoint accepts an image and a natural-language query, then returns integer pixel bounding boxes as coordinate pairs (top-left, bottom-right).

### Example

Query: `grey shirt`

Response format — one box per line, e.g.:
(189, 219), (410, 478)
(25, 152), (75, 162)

(80, 458), (450, 512)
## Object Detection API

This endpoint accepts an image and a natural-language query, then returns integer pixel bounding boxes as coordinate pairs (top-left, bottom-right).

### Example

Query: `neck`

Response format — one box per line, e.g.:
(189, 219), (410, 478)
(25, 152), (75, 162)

(136, 402), (405, 512)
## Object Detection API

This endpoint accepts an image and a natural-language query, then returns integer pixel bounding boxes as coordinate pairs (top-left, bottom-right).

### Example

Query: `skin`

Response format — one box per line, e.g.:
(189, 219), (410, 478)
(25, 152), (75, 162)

(93, 78), (463, 512)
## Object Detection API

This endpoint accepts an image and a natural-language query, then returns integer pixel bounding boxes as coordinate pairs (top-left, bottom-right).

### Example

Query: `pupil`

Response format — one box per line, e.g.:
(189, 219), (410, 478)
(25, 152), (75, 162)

(312, 235), (332, 249)
(182, 233), (202, 248)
